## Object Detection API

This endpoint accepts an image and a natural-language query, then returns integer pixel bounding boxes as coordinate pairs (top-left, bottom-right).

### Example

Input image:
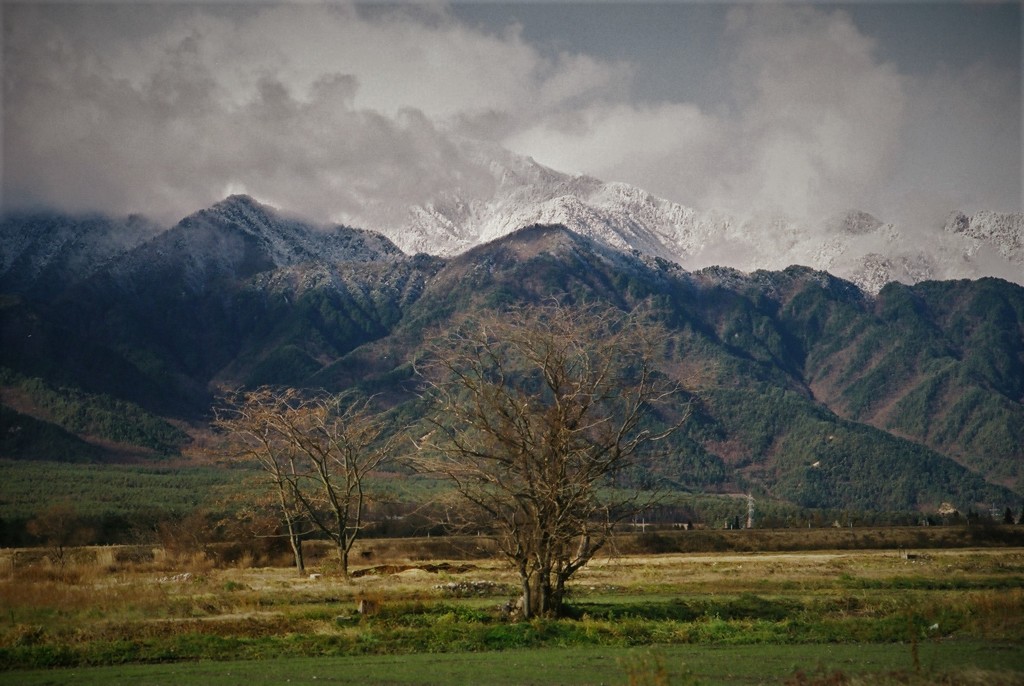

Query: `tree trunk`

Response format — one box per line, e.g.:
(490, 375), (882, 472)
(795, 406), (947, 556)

(537, 577), (551, 617)
(282, 513), (305, 575)
(524, 573), (561, 618)
(290, 535), (305, 576)
(553, 574), (567, 615)
(339, 545), (350, 579)
(520, 577), (532, 619)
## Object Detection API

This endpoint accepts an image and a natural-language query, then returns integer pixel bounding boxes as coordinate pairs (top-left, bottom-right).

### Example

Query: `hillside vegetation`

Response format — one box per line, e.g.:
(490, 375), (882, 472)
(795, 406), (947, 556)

(1, 202), (1022, 515)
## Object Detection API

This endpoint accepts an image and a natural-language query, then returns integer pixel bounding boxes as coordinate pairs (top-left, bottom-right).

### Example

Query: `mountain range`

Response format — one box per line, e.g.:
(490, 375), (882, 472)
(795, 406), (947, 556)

(1, 187), (1022, 514)
(368, 140), (1024, 295)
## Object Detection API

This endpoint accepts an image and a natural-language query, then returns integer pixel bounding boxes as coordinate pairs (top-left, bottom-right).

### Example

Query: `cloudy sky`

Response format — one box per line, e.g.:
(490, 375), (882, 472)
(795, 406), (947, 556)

(2, 1), (1020, 231)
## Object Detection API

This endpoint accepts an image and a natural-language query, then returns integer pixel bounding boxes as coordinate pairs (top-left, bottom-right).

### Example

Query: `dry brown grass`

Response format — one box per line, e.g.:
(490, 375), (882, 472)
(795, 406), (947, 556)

(1, 538), (1022, 664)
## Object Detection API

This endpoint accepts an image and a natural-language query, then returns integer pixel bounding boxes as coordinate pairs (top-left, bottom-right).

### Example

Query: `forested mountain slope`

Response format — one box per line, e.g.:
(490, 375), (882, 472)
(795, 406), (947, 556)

(1, 200), (1020, 511)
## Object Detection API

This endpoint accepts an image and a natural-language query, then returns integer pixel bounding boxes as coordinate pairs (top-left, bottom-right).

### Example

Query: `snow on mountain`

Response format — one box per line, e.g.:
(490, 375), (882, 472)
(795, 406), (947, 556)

(379, 140), (1022, 294)
(1, 195), (405, 299)
(103, 195), (404, 294)
(0, 211), (164, 296)
(3, 144), (1019, 297)
(173, 195), (403, 269)
(944, 210), (1024, 263)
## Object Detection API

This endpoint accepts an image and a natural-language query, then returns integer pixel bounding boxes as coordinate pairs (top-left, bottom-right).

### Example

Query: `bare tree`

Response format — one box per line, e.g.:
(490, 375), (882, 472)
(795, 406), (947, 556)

(215, 388), (394, 578)
(414, 302), (690, 618)
(215, 388), (311, 575)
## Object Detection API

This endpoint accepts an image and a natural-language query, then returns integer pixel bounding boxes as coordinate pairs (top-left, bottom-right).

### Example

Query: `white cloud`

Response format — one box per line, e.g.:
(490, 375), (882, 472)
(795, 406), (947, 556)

(1, 3), (627, 224)
(712, 7), (909, 220)
(506, 103), (724, 203)
(2, 2), (1018, 235)
(507, 6), (912, 223)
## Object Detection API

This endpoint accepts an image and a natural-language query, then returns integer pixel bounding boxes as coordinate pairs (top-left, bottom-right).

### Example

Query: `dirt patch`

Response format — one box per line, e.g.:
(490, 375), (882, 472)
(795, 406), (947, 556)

(350, 562), (477, 578)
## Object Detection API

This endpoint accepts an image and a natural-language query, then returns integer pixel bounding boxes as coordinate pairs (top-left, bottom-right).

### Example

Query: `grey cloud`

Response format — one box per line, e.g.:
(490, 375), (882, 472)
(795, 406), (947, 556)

(2, 2), (1018, 240)
(712, 6), (908, 220)
(886, 60), (1021, 222)
(2, 3), (621, 228)
(502, 5), (912, 223)
(505, 4), (1017, 235)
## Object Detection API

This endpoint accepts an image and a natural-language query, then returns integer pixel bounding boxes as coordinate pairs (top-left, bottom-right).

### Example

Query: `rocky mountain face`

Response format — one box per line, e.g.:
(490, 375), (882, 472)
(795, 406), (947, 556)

(944, 210), (1024, 263)
(1, 200), (1021, 512)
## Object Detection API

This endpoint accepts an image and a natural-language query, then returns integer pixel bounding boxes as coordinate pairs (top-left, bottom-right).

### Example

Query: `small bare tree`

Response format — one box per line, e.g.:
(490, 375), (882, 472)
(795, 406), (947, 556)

(215, 388), (394, 578)
(414, 302), (690, 618)
(26, 502), (94, 578)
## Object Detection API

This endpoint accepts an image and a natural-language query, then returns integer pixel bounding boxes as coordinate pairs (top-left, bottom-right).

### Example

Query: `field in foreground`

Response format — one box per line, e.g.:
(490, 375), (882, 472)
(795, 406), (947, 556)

(7, 642), (1024, 685)
(2, 543), (1023, 684)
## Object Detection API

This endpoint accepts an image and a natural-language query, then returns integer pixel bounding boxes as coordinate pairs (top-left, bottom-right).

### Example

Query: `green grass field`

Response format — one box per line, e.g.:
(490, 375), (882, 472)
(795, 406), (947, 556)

(6, 642), (1024, 685)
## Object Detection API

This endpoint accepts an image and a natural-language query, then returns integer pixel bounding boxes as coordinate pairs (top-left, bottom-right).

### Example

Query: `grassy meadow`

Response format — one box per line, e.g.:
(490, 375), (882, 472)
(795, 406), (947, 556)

(1, 532), (1023, 684)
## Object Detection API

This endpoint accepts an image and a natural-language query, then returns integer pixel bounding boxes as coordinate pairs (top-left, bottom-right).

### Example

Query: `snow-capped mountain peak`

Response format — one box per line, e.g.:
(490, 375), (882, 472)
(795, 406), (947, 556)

(370, 143), (1022, 294)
